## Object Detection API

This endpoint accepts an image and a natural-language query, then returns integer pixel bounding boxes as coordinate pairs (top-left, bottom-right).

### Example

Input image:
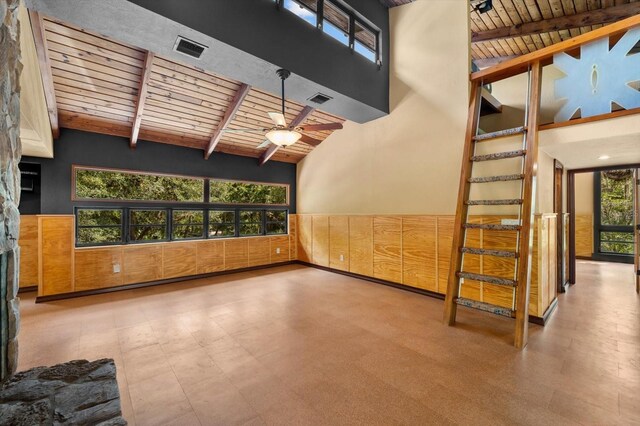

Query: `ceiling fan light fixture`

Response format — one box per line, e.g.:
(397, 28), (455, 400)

(266, 129), (301, 147)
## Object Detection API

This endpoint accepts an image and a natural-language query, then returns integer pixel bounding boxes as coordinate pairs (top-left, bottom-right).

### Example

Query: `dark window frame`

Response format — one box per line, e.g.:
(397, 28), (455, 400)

(75, 207), (289, 247)
(593, 171), (634, 262)
(171, 208), (206, 241)
(275, 0), (381, 65)
(75, 206), (125, 248)
(208, 209), (237, 240)
(128, 207), (170, 244)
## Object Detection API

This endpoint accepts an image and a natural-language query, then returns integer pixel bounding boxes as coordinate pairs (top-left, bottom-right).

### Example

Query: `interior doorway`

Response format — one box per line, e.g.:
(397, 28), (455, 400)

(568, 164), (640, 289)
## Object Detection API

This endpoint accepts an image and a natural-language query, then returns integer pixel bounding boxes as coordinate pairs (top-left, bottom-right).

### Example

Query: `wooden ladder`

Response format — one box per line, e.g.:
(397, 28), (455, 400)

(444, 62), (543, 349)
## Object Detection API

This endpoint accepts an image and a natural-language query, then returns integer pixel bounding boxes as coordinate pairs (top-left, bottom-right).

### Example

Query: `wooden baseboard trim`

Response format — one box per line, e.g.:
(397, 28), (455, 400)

(529, 297), (558, 326)
(35, 261), (296, 303)
(19, 286), (38, 294)
(297, 261), (554, 326)
(295, 261), (446, 301)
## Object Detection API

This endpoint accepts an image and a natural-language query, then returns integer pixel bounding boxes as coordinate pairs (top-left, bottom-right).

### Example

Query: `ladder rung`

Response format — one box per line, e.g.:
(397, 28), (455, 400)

(455, 298), (515, 318)
(471, 150), (526, 162)
(473, 126), (526, 142)
(468, 174), (524, 183)
(461, 247), (518, 258)
(466, 199), (523, 206)
(457, 272), (517, 287)
(464, 223), (521, 231)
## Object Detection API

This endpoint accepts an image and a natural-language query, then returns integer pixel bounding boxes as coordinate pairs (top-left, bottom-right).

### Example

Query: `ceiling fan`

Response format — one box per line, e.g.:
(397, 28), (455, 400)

(221, 69), (343, 149)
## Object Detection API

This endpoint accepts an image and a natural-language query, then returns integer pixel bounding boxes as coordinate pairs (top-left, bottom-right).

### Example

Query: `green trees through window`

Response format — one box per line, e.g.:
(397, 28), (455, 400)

(210, 181), (287, 205)
(75, 168), (204, 202)
(597, 170), (635, 255)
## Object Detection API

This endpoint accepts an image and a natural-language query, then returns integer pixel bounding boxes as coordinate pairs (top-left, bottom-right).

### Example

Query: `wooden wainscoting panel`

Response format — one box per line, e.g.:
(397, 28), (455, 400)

(312, 215), (330, 267)
(196, 240), (225, 274)
(546, 215), (558, 313)
(437, 216), (454, 294)
(461, 216), (483, 301)
(530, 217), (541, 316)
(402, 216), (437, 292)
(329, 216), (349, 272)
(75, 247), (123, 291)
(248, 237), (271, 267)
(349, 216), (373, 276)
(297, 215), (313, 263)
(39, 216), (75, 296)
(19, 215), (39, 288)
(270, 236), (290, 263)
(373, 216), (402, 283)
(575, 214), (593, 257)
(163, 242), (198, 279)
(289, 215), (298, 260)
(122, 244), (163, 285)
(225, 238), (249, 270)
(481, 216), (517, 310)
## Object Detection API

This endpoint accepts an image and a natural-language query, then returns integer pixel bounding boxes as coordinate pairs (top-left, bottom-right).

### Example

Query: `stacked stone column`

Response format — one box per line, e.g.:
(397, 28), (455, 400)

(0, 0), (22, 382)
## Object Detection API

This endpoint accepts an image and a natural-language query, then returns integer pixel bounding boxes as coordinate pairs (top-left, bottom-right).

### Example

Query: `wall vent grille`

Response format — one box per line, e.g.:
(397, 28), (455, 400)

(308, 93), (332, 105)
(174, 36), (207, 59)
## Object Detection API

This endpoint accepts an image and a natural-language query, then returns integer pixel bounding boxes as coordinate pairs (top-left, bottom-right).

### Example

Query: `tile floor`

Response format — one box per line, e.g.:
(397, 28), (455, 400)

(17, 261), (640, 425)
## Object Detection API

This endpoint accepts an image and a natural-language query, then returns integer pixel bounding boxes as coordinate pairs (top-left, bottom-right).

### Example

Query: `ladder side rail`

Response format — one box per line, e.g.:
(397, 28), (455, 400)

(514, 61), (543, 349)
(444, 80), (483, 325)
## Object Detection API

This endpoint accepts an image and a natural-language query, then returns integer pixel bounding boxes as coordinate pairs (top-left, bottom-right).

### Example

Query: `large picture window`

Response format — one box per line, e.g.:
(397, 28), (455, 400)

(209, 180), (288, 205)
(74, 167), (205, 203)
(74, 166), (290, 247)
(594, 169), (635, 258)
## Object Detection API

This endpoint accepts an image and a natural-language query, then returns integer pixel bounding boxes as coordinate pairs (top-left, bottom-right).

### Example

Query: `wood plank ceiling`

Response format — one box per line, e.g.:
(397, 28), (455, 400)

(470, 0), (640, 65)
(36, 15), (345, 164)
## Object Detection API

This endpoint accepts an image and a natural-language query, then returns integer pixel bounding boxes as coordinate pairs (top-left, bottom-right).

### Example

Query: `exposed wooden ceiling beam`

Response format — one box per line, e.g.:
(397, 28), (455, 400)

(29, 10), (59, 139)
(204, 83), (251, 160)
(259, 106), (315, 166)
(472, 3), (640, 43)
(473, 55), (518, 69)
(130, 51), (154, 149)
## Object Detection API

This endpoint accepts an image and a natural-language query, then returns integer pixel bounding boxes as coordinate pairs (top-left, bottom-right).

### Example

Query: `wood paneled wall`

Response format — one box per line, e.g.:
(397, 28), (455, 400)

(21, 215), (296, 297)
(18, 216), (39, 288)
(575, 214), (593, 257)
(295, 214), (558, 317)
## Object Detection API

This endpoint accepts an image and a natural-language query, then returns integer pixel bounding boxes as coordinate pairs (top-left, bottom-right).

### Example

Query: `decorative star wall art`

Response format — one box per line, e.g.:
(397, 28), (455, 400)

(554, 27), (640, 123)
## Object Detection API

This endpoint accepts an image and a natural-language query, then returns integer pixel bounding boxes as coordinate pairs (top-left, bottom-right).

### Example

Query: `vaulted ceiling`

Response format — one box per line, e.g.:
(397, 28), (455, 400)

(30, 13), (345, 164)
(470, 0), (640, 67)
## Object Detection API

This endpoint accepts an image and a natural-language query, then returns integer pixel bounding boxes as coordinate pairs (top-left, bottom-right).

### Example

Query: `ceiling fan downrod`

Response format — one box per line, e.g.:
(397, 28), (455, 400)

(275, 68), (291, 118)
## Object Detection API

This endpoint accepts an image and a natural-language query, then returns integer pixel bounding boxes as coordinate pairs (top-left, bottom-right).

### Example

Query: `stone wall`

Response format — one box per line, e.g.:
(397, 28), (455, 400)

(1, 0), (22, 382)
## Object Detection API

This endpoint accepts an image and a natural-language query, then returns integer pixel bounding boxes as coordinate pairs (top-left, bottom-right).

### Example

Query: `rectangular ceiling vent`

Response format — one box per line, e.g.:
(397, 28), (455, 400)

(174, 36), (207, 59)
(308, 93), (333, 105)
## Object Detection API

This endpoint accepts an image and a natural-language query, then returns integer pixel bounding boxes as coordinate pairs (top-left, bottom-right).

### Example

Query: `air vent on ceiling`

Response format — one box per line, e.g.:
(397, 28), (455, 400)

(308, 93), (333, 105)
(174, 36), (207, 59)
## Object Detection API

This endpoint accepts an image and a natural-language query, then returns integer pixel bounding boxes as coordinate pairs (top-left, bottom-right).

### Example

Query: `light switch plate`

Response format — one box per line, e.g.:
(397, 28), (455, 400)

(276, 248), (281, 254)
(113, 264), (121, 273)
(340, 254), (344, 262)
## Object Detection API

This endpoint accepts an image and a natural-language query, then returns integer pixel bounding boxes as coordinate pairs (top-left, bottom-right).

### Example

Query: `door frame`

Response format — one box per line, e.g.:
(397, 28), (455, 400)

(553, 159), (567, 293)
(567, 162), (640, 286)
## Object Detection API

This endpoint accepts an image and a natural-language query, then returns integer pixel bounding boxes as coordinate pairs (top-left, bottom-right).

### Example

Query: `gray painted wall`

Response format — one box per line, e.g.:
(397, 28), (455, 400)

(127, 0), (390, 113)
(21, 129), (297, 214)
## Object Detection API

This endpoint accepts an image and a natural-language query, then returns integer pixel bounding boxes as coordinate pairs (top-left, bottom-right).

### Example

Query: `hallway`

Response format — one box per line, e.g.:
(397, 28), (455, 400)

(17, 261), (639, 425)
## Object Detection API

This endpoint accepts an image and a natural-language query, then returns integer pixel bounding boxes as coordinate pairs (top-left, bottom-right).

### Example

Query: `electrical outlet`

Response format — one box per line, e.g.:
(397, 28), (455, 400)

(276, 247), (281, 254)
(339, 254), (344, 262)
(113, 264), (121, 273)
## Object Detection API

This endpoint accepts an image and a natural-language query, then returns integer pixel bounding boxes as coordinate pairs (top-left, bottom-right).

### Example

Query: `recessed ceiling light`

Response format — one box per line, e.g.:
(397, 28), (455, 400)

(598, 155), (610, 160)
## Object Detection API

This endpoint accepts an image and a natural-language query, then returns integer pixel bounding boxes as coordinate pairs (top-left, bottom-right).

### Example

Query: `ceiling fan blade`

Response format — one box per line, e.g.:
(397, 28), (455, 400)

(267, 112), (287, 127)
(298, 123), (343, 132)
(299, 134), (322, 147)
(256, 139), (272, 149)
